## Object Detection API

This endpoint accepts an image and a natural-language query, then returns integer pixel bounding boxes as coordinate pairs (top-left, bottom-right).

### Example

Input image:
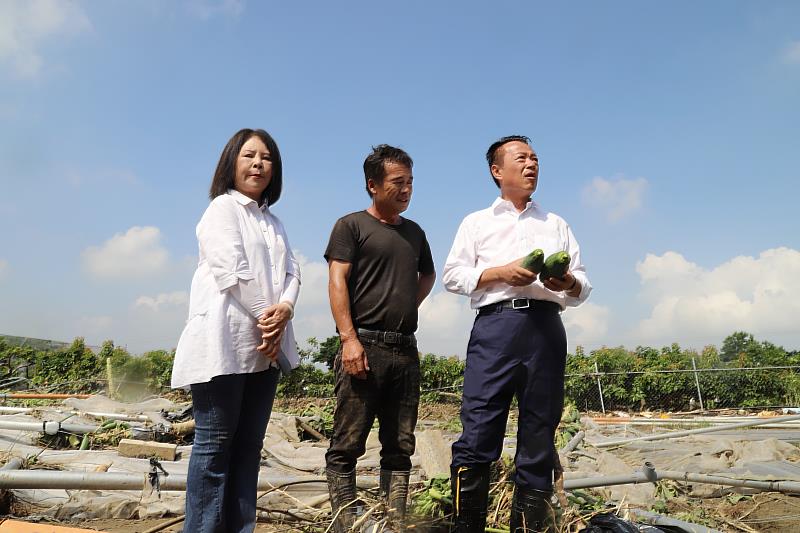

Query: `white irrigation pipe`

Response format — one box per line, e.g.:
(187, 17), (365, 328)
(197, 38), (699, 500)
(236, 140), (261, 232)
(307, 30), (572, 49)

(593, 413), (800, 448)
(560, 430), (585, 454)
(563, 462), (800, 494)
(0, 458), (23, 471)
(627, 508), (723, 533)
(0, 420), (99, 435)
(0, 406), (150, 422)
(593, 416), (800, 429)
(0, 471), (378, 490)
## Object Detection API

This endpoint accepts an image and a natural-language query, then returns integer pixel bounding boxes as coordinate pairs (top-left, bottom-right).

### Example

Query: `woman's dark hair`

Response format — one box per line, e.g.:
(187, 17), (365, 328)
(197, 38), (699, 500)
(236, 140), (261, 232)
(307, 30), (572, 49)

(209, 128), (283, 205)
(363, 144), (413, 197)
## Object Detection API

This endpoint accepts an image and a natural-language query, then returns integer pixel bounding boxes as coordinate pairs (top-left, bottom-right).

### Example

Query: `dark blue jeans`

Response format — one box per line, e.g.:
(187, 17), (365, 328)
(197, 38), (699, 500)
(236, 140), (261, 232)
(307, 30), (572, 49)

(185, 367), (280, 533)
(451, 303), (567, 490)
(325, 340), (420, 473)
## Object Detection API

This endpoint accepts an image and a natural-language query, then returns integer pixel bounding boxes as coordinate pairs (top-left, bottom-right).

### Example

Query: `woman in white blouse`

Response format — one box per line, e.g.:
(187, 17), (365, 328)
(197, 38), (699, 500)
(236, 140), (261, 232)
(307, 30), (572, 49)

(171, 128), (301, 533)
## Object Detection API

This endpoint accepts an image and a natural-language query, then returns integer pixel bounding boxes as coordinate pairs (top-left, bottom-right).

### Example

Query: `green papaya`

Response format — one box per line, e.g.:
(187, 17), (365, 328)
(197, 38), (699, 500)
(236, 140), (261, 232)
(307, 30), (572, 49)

(539, 251), (570, 282)
(521, 248), (544, 273)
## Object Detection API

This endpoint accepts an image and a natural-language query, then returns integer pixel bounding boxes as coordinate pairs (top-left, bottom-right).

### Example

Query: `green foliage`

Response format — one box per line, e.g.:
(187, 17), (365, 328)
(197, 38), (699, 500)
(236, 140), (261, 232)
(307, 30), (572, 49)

(411, 476), (452, 516)
(299, 336), (341, 371)
(420, 353), (464, 391)
(276, 364), (334, 397)
(566, 332), (797, 411)
(31, 338), (103, 392)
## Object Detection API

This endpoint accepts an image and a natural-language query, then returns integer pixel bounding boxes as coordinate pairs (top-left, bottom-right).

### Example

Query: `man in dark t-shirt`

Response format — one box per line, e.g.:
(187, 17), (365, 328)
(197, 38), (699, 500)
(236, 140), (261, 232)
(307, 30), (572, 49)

(324, 145), (435, 532)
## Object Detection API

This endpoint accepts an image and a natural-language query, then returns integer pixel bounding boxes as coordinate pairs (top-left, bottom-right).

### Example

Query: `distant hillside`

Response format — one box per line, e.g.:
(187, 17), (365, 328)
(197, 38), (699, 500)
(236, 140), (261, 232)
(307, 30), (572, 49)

(0, 334), (69, 351)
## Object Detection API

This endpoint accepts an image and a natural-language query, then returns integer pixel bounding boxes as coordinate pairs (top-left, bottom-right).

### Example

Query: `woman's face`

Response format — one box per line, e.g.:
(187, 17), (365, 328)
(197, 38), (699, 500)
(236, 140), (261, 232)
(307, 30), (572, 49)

(234, 135), (272, 202)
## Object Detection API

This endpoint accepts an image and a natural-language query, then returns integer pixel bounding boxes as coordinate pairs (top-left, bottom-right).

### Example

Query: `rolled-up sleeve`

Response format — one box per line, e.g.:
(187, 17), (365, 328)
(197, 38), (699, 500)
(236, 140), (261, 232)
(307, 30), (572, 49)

(563, 224), (592, 307)
(442, 218), (485, 298)
(198, 197), (253, 292)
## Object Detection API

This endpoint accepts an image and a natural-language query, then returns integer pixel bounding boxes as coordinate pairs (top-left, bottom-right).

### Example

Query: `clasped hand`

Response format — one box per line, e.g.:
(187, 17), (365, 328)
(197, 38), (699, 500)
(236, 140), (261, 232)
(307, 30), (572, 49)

(257, 302), (292, 360)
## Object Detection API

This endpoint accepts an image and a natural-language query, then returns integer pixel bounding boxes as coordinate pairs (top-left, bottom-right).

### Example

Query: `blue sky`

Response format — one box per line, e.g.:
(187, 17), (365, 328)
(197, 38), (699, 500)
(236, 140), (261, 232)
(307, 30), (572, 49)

(1, 0), (798, 357)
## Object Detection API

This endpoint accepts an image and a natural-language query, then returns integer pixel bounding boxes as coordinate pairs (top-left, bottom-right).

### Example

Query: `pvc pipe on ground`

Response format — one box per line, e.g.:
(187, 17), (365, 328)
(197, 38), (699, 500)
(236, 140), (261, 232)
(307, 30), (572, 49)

(0, 420), (99, 435)
(593, 413), (800, 448)
(563, 462), (800, 495)
(627, 508), (724, 533)
(0, 458), (23, 471)
(560, 430), (585, 454)
(592, 416), (800, 429)
(0, 470), (379, 490)
(0, 393), (91, 400)
(0, 406), (149, 422)
(563, 463), (657, 490)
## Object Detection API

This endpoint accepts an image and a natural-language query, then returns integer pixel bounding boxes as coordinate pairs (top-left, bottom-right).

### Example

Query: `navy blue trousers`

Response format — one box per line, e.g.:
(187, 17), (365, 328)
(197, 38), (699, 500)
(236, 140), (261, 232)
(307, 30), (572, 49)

(451, 303), (567, 490)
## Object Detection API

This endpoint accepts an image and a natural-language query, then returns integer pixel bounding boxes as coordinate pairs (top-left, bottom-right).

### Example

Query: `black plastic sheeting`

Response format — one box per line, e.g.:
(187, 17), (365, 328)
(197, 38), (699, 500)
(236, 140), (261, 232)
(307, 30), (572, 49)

(579, 513), (688, 533)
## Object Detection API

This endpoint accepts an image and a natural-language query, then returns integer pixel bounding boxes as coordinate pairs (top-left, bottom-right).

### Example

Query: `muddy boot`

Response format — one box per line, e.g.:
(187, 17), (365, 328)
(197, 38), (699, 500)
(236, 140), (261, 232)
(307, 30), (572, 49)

(327, 468), (357, 533)
(509, 484), (555, 533)
(380, 469), (410, 529)
(450, 464), (490, 533)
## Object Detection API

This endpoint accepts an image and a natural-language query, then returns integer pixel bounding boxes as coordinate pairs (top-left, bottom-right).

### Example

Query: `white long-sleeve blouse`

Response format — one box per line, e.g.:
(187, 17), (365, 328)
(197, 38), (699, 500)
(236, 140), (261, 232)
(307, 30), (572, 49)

(171, 189), (301, 388)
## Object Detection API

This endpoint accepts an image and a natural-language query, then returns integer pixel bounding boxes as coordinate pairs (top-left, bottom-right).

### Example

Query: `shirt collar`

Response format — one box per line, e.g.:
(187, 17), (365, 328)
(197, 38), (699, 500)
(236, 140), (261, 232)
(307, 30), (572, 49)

(228, 189), (268, 212)
(491, 196), (538, 215)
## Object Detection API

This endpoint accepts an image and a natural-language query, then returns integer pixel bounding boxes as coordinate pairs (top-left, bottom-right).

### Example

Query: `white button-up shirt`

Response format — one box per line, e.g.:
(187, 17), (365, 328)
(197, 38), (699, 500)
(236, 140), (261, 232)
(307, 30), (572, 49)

(171, 190), (301, 388)
(443, 197), (591, 310)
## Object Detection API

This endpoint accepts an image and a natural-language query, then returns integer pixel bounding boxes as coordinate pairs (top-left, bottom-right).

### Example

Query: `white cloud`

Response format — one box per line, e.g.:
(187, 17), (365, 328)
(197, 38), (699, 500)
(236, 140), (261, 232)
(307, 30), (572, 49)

(135, 291), (189, 312)
(291, 254), (336, 345)
(633, 247), (800, 346)
(782, 41), (800, 64)
(82, 226), (169, 280)
(186, 0), (245, 19)
(0, 0), (91, 79)
(562, 302), (611, 349)
(581, 176), (647, 221)
(417, 291), (475, 357)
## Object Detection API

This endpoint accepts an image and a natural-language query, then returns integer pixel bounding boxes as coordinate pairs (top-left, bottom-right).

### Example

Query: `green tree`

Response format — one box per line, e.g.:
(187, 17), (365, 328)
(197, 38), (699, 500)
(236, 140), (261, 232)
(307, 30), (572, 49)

(721, 332), (756, 362)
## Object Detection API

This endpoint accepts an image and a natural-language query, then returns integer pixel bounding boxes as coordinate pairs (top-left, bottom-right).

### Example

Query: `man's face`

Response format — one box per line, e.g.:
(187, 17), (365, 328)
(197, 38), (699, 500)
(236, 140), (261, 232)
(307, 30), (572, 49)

(368, 161), (413, 215)
(492, 141), (539, 196)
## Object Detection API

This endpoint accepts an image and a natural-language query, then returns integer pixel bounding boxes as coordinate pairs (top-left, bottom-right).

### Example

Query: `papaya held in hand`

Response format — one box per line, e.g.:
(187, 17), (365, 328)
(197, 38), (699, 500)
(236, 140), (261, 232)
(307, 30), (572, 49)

(521, 248), (544, 273)
(539, 251), (571, 282)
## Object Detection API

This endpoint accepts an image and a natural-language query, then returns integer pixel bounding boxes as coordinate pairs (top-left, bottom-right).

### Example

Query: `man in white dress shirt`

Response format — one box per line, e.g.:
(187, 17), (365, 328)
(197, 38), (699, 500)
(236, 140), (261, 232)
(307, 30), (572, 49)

(442, 135), (592, 533)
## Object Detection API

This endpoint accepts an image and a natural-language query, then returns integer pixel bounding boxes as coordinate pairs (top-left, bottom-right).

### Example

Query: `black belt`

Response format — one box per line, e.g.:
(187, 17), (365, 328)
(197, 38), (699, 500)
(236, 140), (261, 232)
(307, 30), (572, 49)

(356, 328), (417, 347)
(478, 298), (560, 314)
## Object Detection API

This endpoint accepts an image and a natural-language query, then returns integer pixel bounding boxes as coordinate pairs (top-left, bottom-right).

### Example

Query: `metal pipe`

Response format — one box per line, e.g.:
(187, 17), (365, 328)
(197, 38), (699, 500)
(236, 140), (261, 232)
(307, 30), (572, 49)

(627, 508), (723, 533)
(593, 413), (800, 448)
(691, 357), (705, 411)
(560, 430), (585, 453)
(0, 420), (99, 435)
(0, 470), (379, 490)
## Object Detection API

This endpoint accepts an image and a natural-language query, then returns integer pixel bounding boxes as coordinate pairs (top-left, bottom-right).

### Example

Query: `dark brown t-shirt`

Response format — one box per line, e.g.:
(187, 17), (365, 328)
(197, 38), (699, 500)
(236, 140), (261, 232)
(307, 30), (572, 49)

(324, 210), (435, 335)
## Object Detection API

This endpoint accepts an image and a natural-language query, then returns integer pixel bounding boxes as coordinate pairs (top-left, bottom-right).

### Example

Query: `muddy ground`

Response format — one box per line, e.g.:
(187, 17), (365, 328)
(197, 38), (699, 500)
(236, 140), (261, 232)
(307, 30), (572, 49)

(4, 399), (800, 532)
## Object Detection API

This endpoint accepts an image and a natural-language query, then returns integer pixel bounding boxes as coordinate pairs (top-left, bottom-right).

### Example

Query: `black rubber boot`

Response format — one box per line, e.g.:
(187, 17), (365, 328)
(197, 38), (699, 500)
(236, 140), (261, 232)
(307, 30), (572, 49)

(380, 469), (410, 529)
(327, 468), (357, 533)
(450, 464), (490, 533)
(509, 484), (555, 533)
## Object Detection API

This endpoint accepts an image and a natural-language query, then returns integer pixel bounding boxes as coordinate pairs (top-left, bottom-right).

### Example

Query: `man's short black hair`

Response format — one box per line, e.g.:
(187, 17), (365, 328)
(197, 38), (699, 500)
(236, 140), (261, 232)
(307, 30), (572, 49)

(486, 135), (532, 188)
(363, 144), (413, 197)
